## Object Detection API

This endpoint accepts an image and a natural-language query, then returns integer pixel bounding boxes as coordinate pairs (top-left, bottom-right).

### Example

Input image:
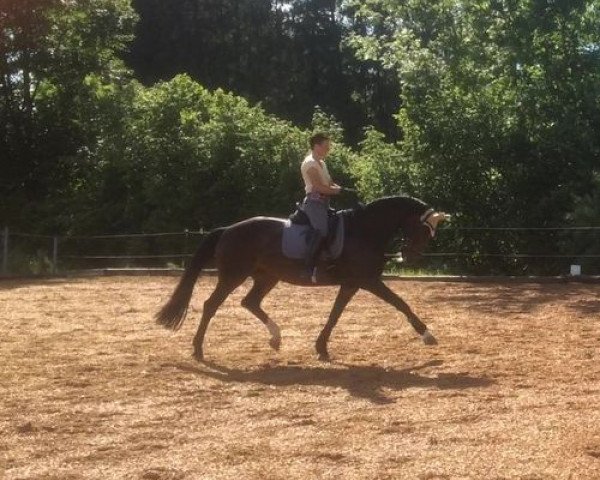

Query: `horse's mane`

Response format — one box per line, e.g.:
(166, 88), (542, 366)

(339, 195), (430, 238)
(363, 195), (429, 215)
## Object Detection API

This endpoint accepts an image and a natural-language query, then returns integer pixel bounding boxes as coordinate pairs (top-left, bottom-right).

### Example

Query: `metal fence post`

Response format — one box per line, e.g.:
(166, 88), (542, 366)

(52, 236), (59, 274)
(2, 227), (8, 275)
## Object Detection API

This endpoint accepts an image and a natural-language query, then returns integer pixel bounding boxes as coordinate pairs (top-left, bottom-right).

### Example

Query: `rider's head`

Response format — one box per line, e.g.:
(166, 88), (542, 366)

(310, 132), (331, 160)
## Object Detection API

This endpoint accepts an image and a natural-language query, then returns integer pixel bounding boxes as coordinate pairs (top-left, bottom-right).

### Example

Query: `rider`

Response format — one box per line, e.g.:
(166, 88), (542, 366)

(300, 132), (342, 283)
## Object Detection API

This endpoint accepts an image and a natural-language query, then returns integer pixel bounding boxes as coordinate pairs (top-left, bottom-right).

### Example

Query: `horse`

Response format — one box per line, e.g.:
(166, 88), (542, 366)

(155, 195), (449, 361)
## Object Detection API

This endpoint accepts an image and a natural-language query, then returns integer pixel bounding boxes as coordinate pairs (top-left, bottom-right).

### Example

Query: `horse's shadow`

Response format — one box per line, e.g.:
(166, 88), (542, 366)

(167, 359), (494, 404)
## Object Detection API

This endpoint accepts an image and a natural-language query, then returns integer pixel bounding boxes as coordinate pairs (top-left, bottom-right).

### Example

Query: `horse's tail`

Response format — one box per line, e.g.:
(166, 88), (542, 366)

(155, 227), (225, 330)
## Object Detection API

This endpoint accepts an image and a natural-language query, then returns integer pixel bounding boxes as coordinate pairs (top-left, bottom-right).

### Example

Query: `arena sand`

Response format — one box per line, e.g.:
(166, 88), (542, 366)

(1, 276), (599, 479)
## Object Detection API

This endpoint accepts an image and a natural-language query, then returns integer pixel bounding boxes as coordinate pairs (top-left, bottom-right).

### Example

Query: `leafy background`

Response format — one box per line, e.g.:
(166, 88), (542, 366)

(2, 0), (599, 273)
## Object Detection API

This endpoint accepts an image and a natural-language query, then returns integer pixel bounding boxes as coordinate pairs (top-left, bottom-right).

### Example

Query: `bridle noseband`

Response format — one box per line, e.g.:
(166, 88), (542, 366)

(419, 208), (437, 237)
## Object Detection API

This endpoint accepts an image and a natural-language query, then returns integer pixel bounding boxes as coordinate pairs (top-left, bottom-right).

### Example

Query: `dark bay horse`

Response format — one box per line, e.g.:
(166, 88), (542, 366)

(156, 196), (449, 361)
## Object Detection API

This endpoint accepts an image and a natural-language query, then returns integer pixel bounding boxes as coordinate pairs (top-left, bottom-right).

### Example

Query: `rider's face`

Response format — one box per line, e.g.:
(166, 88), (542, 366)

(313, 140), (331, 159)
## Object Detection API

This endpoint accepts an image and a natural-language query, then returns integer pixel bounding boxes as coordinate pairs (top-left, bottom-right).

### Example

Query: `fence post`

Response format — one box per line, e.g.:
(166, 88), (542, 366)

(52, 236), (59, 274)
(2, 227), (8, 275)
(183, 229), (189, 269)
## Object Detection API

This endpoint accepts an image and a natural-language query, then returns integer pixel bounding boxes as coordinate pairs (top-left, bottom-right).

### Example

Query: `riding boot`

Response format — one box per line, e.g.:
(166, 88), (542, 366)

(304, 230), (324, 283)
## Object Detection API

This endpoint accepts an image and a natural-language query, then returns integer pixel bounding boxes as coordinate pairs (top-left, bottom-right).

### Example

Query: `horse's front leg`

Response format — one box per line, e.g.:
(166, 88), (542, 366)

(363, 280), (438, 345)
(316, 285), (358, 360)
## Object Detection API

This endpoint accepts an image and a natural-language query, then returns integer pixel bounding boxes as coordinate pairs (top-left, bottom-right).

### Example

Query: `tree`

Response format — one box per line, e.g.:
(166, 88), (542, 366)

(0, 0), (137, 231)
(77, 74), (359, 233)
(349, 0), (600, 223)
(348, 0), (600, 273)
(1, 0), (59, 224)
(125, 0), (401, 145)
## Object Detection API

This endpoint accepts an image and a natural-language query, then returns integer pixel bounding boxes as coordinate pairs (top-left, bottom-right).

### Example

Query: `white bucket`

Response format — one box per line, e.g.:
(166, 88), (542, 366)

(570, 264), (581, 276)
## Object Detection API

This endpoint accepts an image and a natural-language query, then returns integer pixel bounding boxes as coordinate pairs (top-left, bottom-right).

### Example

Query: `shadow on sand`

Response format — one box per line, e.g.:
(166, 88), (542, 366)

(0, 277), (79, 290)
(165, 359), (495, 404)
(424, 282), (600, 316)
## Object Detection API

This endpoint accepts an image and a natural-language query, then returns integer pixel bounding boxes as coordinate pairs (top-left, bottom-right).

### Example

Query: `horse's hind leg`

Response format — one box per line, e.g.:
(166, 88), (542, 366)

(241, 275), (281, 351)
(193, 275), (246, 360)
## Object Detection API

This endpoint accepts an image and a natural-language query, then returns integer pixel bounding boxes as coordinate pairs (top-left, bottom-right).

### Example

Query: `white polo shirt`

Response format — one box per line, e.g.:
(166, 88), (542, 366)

(301, 154), (332, 194)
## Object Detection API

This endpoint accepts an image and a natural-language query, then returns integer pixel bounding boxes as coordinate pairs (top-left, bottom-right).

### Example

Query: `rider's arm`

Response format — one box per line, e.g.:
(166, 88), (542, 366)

(306, 167), (341, 195)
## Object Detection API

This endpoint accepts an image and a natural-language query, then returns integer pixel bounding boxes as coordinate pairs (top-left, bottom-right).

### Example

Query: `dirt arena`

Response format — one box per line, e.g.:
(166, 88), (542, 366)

(1, 275), (599, 479)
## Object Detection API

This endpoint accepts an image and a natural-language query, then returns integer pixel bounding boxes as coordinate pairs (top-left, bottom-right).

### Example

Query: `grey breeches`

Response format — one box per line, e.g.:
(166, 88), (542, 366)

(302, 199), (328, 237)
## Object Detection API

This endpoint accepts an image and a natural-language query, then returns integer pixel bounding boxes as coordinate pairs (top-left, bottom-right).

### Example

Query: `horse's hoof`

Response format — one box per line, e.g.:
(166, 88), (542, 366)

(317, 352), (331, 362)
(269, 337), (281, 352)
(422, 330), (438, 346)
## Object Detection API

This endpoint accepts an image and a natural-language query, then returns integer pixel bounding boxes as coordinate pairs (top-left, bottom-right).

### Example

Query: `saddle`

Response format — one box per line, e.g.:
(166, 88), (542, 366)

(281, 204), (345, 261)
(288, 203), (340, 246)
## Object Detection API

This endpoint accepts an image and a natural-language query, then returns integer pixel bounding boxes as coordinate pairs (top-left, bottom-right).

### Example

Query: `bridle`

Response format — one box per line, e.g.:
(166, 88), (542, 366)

(394, 207), (448, 263)
(419, 208), (437, 237)
(393, 209), (436, 263)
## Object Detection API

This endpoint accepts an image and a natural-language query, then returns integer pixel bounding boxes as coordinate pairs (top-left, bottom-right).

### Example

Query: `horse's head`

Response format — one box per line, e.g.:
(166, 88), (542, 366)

(400, 208), (450, 264)
(359, 196), (450, 264)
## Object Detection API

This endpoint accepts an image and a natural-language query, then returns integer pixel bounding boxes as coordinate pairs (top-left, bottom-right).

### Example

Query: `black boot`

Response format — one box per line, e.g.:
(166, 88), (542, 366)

(304, 230), (324, 283)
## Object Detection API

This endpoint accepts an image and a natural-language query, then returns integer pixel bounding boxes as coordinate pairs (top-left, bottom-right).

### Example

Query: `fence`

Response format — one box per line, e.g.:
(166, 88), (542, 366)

(0, 228), (206, 276)
(420, 225), (600, 276)
(2, 225), (600, 277)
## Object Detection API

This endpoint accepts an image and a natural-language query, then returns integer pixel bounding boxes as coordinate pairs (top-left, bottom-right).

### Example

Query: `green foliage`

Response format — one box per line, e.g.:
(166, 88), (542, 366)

(350, 0), (600, 224)
(126, 0), (401, 145)
(6, 247), (54, 275)
(75, 74), (359, 233)
(1, 0), (361, 237)
(558, 173), (600, 274)
(348, 0), (600, 273)
(3, 0), (600, 276)
(352, 128), (415, 202)
(0, 0), (137, 232)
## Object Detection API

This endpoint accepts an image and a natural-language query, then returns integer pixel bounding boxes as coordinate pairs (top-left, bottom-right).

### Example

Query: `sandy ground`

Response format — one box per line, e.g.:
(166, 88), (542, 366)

(1, 275), (599, 480)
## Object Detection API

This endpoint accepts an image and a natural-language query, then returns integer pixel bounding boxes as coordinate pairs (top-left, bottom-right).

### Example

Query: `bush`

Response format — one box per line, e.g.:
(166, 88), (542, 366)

(76, 74), (361, 233)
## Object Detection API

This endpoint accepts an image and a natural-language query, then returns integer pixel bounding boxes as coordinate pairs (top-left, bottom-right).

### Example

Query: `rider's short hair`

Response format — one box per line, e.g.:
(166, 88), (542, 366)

(310, 132), (330, 149)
